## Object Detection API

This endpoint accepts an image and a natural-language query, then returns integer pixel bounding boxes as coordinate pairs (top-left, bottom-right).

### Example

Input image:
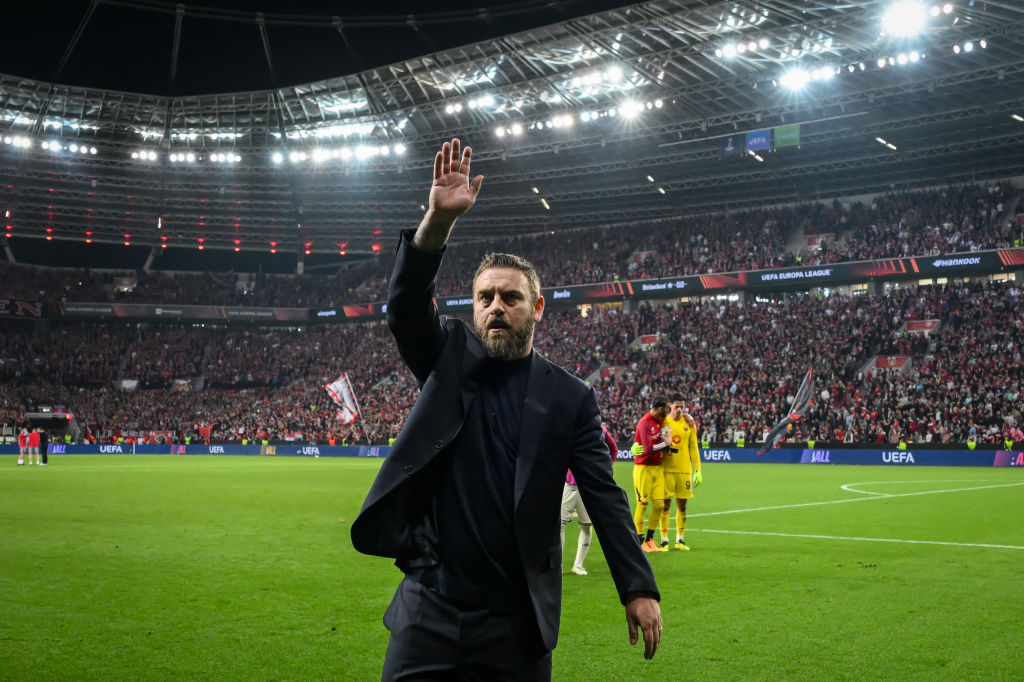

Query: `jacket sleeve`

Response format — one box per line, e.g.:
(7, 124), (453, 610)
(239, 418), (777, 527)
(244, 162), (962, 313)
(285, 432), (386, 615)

(386, 230), (449, 385)
(571, 388), (660, 604)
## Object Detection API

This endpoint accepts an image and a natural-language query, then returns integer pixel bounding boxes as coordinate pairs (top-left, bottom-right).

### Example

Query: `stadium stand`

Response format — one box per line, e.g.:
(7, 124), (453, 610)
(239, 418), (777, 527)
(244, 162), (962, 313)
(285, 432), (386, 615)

(1, 183), (1017, 307)
(2, 273), (1020, 447)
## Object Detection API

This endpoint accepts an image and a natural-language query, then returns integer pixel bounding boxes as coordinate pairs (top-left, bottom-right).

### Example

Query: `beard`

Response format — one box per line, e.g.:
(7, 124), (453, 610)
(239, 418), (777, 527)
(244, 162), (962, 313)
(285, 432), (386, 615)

(475, 315), (535, 361)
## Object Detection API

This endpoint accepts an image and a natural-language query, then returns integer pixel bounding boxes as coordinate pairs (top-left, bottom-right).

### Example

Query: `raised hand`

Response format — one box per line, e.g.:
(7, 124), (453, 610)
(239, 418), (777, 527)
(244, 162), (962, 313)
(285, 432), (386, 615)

(414, 138), (484, 252)
(429, 138), (484, 221)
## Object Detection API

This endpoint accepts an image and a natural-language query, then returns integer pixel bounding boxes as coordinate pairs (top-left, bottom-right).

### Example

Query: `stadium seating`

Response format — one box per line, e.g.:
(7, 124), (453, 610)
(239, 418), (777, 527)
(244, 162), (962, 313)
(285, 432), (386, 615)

(1, 182), (1020, 445)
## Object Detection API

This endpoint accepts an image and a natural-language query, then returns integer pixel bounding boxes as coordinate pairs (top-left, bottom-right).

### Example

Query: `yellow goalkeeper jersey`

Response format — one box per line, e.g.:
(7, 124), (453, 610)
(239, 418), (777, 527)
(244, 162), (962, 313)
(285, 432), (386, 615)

(662, 414), (701, 474)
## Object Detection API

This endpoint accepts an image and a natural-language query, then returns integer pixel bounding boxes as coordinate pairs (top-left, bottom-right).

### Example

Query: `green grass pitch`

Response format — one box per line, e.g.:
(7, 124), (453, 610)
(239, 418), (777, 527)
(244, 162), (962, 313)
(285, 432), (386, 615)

(2, 456), (1022, 681)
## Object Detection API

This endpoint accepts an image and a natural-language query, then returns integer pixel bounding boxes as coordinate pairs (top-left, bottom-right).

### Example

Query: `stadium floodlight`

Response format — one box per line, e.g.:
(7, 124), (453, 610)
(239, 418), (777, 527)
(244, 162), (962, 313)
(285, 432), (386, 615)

(897, 53), (908, 64)
(722, 43), (737, 58)
(1012, 114), (1024, 122)
(812, 66), (835, 81)
(394, 143), (407, 154)
(963, 41), (973, 52)
(942, 3), (952, 13)
(605, 65), (623, 81)
(185, 152), (195, 162)
(271, 152), (283, 163)
(979, 40), (987, 49)
(510, 124), (522, 136)
(657, 187), (667, 194)
(759, 38), (770, 49)
(312, 148), (330, 162)
(780, 68), (811, 90)
(882, 2), (928, 37)
(495, 127), (506, 138)
(288, 151), (301, 163)
(619, 100), (643, 119)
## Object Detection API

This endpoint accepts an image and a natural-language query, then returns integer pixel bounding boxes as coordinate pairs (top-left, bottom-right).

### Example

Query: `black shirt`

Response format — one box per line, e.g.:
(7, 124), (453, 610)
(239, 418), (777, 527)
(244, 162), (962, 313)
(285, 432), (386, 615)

(415, 353), (533, 613)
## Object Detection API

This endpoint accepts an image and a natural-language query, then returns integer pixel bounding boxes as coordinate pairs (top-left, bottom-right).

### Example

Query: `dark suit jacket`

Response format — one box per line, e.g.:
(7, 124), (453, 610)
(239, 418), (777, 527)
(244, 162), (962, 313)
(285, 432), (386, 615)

(352, 231), (659, 652)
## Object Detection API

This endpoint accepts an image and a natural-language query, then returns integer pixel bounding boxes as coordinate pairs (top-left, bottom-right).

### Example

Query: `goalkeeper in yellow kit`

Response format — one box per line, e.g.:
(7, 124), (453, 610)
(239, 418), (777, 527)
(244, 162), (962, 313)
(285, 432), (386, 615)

(660, 394), (702, 549)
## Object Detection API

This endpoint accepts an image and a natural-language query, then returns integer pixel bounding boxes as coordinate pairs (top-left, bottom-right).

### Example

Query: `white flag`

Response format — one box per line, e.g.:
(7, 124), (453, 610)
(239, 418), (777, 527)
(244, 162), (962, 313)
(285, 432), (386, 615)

(324, 373), (360, 425)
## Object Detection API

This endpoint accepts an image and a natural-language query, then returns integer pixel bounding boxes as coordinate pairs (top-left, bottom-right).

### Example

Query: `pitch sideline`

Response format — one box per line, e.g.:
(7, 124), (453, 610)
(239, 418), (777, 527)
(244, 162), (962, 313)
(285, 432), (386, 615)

(688, 528), (1024, 550)
(688, 480), (1024, 518)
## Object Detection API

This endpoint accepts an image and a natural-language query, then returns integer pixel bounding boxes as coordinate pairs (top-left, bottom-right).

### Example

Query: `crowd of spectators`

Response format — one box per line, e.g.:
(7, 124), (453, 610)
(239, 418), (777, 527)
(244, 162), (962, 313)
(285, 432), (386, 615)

(1, 182), (1017, 310)
(579, 281), (1022, 447)
(1, 277), (1021, 446)
(1, 180), (1021, 446)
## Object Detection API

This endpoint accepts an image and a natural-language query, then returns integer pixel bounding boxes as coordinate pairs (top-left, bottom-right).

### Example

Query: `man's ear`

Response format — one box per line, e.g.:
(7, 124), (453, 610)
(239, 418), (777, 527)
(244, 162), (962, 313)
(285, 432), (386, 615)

(533, 294), (545, 322)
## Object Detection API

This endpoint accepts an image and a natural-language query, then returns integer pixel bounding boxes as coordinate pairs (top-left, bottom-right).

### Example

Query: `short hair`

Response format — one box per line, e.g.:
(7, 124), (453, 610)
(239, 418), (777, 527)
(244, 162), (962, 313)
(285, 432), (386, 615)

(650, 395), (669, 410)
(474, 252), (541, 303)
(669, 393), (685, 404)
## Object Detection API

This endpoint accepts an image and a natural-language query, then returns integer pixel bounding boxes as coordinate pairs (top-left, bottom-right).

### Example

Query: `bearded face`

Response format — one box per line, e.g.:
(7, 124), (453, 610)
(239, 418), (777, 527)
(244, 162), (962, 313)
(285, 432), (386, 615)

(475, 310), (536, 361)
(472, 267), (544, 361)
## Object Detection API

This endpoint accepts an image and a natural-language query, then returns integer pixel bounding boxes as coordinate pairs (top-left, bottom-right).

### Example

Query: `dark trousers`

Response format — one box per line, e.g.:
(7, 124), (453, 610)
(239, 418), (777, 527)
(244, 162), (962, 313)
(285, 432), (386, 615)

(381, 576), (552, 682)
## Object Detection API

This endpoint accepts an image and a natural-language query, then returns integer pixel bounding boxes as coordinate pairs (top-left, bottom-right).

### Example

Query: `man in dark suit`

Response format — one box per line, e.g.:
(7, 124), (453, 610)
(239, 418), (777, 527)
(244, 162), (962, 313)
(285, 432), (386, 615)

(351, 138), (662, 681)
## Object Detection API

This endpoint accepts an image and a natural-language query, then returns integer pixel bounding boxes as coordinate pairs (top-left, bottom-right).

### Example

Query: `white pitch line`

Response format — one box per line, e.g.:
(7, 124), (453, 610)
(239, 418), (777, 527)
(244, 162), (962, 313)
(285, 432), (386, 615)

(689, 481), (1024, 518)
(690, 528), (1024, 551)
(840, 479), (1003, 496)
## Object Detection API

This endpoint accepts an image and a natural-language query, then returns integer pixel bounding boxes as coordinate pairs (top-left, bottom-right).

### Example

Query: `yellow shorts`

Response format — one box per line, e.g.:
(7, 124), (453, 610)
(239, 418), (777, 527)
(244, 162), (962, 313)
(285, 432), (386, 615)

(664, 471), (693, 500)
(632, 464), (665, 504)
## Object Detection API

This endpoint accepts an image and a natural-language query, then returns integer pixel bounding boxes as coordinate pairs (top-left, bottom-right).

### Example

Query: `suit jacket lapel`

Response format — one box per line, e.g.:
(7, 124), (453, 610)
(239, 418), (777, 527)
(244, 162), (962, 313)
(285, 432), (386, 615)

(514, 351), (554, 507)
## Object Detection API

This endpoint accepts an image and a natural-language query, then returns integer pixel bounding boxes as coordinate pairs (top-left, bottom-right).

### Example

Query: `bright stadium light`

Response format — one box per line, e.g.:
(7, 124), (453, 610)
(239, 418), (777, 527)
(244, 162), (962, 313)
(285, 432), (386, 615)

(619, 100), (643, 119)
(882, 2), (928, 37)
(271, 152), (283, 163)
(780, 68), (811, 90)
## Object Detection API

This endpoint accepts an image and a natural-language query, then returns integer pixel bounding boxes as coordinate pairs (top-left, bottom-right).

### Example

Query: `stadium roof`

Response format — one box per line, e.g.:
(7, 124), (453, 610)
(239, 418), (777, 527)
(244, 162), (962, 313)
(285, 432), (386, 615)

(1, 0), (1023, 269)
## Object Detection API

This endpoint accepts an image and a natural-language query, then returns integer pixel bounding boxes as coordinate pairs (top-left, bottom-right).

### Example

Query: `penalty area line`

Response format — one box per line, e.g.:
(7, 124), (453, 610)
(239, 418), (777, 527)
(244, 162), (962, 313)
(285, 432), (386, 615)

(689, 481), (1024, 518)
(690, 528), (1024, 551)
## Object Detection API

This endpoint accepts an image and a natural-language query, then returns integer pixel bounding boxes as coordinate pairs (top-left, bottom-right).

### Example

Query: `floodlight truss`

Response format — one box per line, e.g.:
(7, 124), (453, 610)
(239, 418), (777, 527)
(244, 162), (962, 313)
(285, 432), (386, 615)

(0, 0), (1023, 252)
